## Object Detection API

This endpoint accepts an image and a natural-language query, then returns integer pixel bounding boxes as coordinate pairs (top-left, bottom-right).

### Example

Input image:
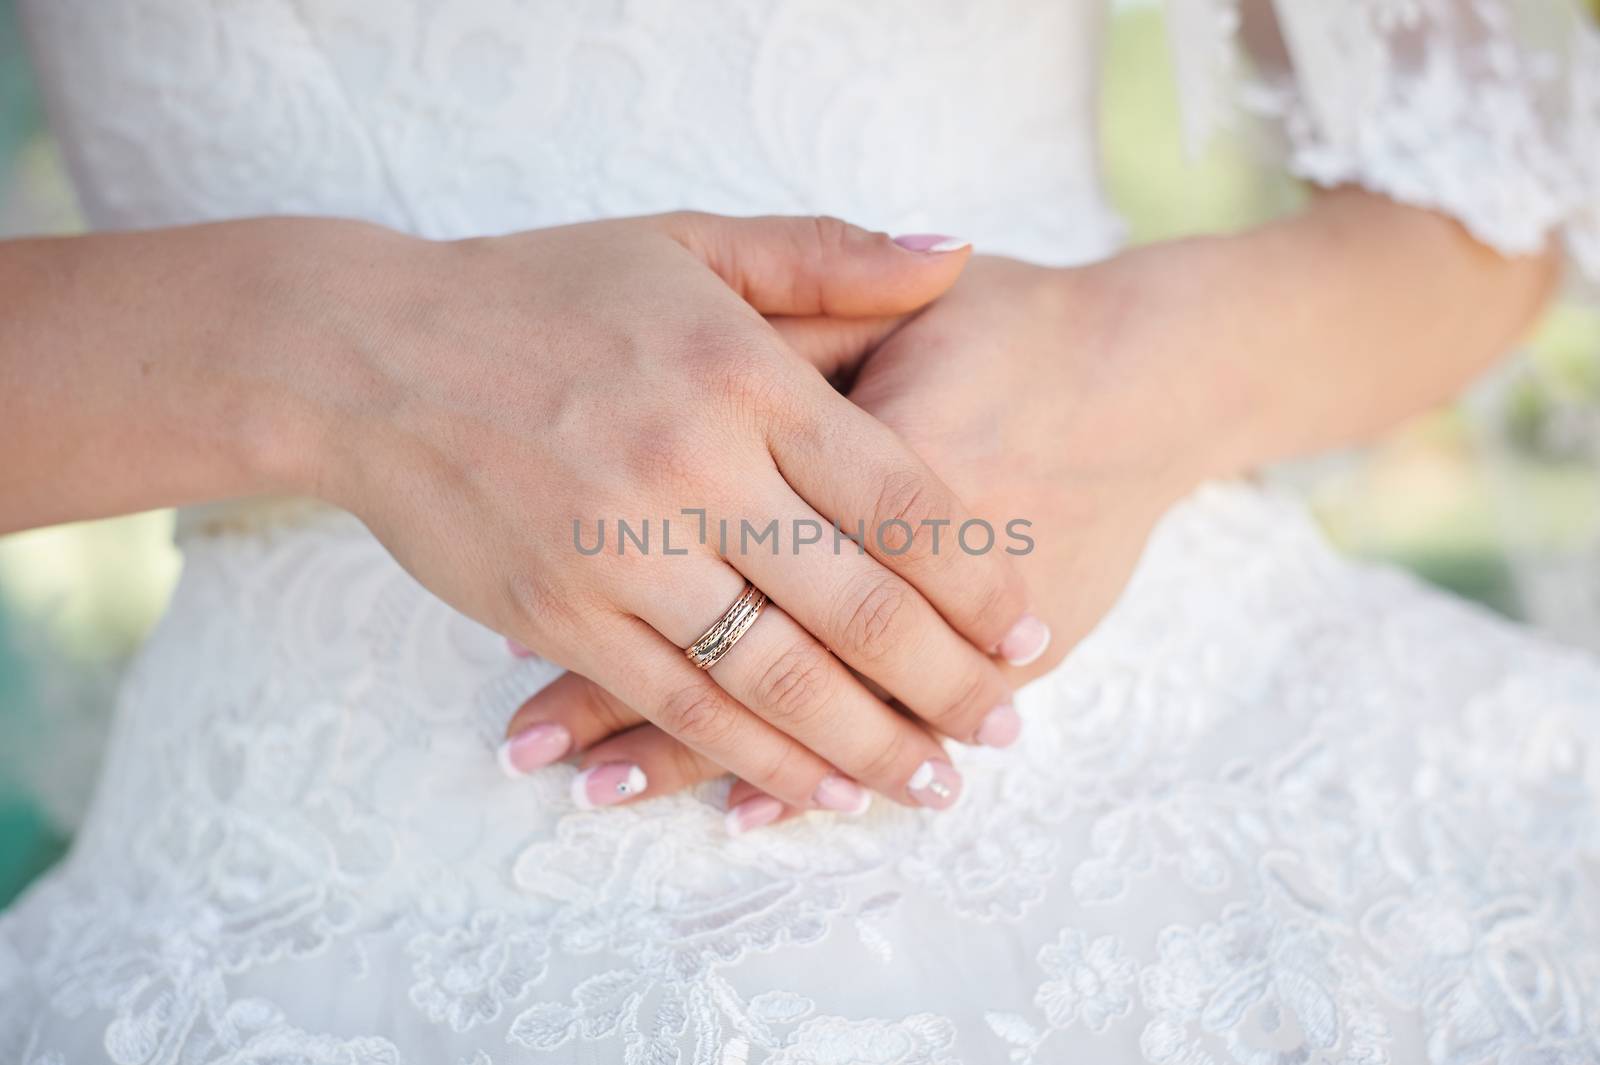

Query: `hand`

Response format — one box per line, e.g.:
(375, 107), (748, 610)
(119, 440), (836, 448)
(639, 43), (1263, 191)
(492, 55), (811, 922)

(518, 251), (1219, 832)
(802, 254), (1211, 678)
(277, 215), (1044, 815)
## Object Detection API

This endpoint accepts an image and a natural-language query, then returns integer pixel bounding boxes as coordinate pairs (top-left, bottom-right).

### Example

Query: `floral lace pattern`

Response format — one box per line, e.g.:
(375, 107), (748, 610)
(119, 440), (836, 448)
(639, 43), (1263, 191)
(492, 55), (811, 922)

(2, 485), (1598, 1063)
(1165, 0), (1600, 287)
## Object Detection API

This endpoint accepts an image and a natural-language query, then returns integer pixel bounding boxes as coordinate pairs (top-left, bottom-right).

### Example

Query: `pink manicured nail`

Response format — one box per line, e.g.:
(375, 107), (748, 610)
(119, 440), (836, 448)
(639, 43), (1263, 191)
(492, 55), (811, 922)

(497, 722), (572, 777)
(812, 775), (872, 815)
(907, 760), (963, 809)
(975, 703), (1021, 748)
(505, 637), (534, 658)
(571, 762), (647, 809)
(997, 614), (1051, 667)
(891, 233), (971, 253)
(725, 795), (785, 836)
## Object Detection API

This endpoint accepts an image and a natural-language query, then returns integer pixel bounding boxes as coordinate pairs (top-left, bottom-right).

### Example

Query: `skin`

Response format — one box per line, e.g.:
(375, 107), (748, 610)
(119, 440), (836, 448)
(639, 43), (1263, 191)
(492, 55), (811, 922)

(507, 189), (1562, 829)
(0, 211), (1045, 815)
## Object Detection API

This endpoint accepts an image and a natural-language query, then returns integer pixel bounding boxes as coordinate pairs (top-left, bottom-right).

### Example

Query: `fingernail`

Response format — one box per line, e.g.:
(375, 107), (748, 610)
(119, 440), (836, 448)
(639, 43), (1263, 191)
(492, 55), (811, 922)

(997, 614), (1051, 667)
(725, 795), (786, 836)
(975, 703), (1021, 748)
(891, 233), (970, 253)
(812, 775), (872, 815)
(571, 762), (647, 809)
(907, 760), (963, 809)
(497, 722), (572, 778)
(506, 637), (534, 658)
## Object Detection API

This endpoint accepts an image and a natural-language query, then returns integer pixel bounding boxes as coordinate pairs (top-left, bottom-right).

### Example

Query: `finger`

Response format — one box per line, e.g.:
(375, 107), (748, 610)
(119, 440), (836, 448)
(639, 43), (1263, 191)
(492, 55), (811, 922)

(768, 374), (1049, 667)
(504, 668), (873, 825)
(726, 777), (807, 834)
(768, 315), (908, 379)
(580, 727), (834, 836)
(630, 557), (957, 809)
(496, 670), (645, 777)
(725, 479), (1021, 754)
(561, 613), (870, 812)
(580, 726), (806, 835)
(571, 722), (731, 809)
(654, 212), (971, 318)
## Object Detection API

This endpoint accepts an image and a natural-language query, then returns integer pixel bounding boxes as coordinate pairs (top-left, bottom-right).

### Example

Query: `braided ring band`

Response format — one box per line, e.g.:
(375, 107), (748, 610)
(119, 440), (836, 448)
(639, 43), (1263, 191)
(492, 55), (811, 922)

(685, 583), (767, 669)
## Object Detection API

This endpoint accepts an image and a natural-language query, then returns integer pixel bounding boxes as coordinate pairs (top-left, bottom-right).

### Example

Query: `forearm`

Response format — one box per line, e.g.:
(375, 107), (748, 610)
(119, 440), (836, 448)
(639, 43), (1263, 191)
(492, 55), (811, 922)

(1129, 188), (1561, 477)
(0, 219), (355, 533)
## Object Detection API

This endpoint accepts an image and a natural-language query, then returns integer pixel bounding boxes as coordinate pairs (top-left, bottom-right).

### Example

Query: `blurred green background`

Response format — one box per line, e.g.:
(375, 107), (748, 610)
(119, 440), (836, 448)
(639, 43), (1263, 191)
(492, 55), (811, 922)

(2, 1), (1598, 909)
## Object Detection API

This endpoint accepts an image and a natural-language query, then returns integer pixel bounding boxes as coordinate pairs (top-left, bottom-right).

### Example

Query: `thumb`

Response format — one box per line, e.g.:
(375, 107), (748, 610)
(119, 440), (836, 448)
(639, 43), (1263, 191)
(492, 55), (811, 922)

(768, 315), (908, 378)
(655, 212), (971, 318)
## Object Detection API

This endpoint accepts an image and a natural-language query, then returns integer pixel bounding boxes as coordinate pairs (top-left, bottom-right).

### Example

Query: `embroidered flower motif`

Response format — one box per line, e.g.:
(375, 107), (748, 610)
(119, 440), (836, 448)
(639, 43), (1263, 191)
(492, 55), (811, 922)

(408, 910), (549, 1032)
(1034, 930), (1137, 1033)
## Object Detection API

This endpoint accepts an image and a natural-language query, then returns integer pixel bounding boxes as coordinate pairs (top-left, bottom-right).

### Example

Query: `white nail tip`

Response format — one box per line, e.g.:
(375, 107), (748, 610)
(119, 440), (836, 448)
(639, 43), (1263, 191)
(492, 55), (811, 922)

(927, 237), (971, 253)
(570, 770), (595, 810)
(570, 764), (648, 810)
(908, 761), (936, 791)
(847, 790), (873, 816)
(1008, 627), (1052, 667)
(496, 741), (524, 780)
(724, 808), (749, 837)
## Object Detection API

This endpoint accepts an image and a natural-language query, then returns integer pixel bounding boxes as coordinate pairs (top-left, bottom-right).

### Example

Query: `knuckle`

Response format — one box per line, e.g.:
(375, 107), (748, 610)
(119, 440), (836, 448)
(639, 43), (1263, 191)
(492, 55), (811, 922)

(665, 738), (710, 789)
(658, 683), (736, 749)
(857, 726), (914, 785)
(969, 569), (1027, 645)
(833, 573), (912, 665)
(505, 570), (571, 634)
(934, 666), (997, 733)
(585, 685), (637, 735)
(684, 326), (789, 429)
(619, 417), (710, 491)
(752, 644), (835, 728)
(748, 739), (806, 799)
(807, 215), (855, 257)
(870, 470), (944, 562)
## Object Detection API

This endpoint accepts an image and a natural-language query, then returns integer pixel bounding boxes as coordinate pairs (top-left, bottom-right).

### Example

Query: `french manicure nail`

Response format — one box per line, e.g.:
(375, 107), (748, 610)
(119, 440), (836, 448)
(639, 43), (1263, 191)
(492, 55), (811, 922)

(907, 760), (963, 809)
(997, 614), (1051, 667)
(571, 762), (647, 810)
(497, 722), (572, 777)
(891, 233), (971, 253)
(975, 703), (1022, 748)
(506, 637), (534, 658)
(812, 775), (872, 815)
(725, 795), (785, 836)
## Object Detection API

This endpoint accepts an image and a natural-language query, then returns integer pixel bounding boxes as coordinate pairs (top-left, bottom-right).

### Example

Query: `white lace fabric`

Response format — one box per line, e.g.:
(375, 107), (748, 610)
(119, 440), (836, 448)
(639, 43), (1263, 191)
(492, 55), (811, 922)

(4, 487), (1600, 1064)
(5, 0), (1600, 1062)
(1166, 0), (1600, 290)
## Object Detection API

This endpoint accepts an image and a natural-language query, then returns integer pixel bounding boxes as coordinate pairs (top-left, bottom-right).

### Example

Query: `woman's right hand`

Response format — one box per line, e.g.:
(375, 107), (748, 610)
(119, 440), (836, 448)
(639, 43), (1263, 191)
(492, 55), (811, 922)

(270, 213), (1043, 813)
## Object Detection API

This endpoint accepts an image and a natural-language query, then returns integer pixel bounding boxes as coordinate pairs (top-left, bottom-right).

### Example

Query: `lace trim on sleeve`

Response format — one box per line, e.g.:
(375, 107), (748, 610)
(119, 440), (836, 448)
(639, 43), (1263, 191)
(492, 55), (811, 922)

(1162, 0), (1600, 287)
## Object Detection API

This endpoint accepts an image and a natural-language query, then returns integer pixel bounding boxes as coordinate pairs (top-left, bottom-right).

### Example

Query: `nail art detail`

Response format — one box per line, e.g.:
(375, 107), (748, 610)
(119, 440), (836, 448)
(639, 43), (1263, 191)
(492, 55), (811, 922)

(891, 233), (971, 253)
(997, 614), (1052, 667)
(812, 775), (872, 815)
(975, 703), (1022, 748)
(725, 795), (785, 836)
(571, 762), (647, 810)
(497, 722), (572, 778)
(907, 759), (963, 809)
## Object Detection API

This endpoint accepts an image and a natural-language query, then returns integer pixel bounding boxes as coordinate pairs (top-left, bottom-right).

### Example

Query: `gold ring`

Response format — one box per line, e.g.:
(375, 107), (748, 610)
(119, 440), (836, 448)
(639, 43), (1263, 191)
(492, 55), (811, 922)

(685, 582), (767, 669)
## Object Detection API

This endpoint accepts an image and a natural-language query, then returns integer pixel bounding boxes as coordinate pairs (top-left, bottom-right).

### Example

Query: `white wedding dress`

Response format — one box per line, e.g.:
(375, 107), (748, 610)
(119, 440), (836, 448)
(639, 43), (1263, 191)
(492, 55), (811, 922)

(5, 1), (1600, 1062)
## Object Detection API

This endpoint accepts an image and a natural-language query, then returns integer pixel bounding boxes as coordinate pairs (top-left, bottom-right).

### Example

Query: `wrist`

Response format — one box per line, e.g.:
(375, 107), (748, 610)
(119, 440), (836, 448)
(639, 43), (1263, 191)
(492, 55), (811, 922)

(224, 216), (423, 508)
(1059, 239), (1254, 489)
